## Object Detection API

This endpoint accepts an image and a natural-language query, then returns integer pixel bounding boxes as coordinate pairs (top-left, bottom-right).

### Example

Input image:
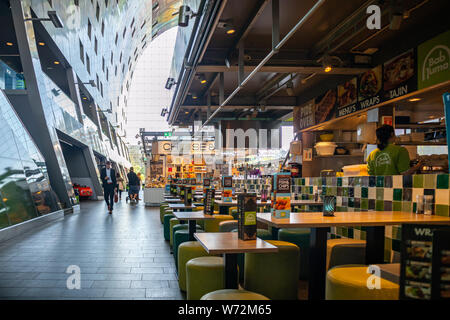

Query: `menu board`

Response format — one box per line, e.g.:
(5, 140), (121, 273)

(400, 224), (449, 300)
(358, 65), (383, 111)
(336, 77), (358, 118)
(184, 186), (192, 206)
(431, 228), (450, 299)
(294, 99), (315, 132)
(204, 188), (215, 215)
(315, 89), (337, 124)
(383, 49), (417, 101)
(222, 176), (233, 202)
(237, 193), (257, 241)
(272, 172), (291, 218)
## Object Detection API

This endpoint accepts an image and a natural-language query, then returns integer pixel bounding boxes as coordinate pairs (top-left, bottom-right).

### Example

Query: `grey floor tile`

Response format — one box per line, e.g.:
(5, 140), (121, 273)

(91, 280), (131, 288)
(103, 288), (146, 298)
(130, 280), (169, 289)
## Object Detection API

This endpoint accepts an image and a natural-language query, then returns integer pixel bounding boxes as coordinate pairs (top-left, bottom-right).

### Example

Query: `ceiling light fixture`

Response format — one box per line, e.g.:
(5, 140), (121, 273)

(165, 77), (177, 90)
(408, 98), (421, 102)
(53, 61), (60, 65)
(286, 81), (295, 96)
(198, 74), (207, 84)
(6, 42), (13, 46)
(218, 20), (236, 35)
(177, 5), (198, 28)
(38, 42), (45, 46)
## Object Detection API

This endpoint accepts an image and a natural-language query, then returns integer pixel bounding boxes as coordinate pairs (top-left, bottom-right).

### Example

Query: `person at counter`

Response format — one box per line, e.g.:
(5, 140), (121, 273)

(367, 125), (422, 176)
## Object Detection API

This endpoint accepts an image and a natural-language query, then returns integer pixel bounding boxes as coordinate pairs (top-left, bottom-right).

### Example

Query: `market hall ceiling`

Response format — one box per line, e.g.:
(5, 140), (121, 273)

(168, 0), (450, 126)
(0, 0), (181, 121)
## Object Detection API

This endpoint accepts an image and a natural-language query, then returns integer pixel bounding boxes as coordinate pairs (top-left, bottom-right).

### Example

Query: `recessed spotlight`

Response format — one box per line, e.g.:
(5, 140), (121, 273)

(82, 97), (87, 100)
(38, 42), (45, 46)
(185, 111), (189, 114)
(226, 28), (236, 35)
(408, 98), (421, 102)
(54, 61), (60, 65)
(6, 42), (13, 46)
(324, 66), (332, 72)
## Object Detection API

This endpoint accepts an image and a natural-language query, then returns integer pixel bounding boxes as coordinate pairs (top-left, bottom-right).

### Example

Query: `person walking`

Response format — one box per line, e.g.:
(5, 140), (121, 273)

(116, 173), (125, 200)
(126, 167), (140, 203)
(100, 161), (117, 214)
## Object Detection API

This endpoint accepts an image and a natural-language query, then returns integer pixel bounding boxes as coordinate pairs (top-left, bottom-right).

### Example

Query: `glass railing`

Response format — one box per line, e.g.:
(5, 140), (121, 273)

(0, 59), (26, 90)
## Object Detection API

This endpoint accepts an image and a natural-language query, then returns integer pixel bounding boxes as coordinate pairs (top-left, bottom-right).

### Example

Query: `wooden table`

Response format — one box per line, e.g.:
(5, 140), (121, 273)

(215, 199), (272, 215)
(257, 211), (450, 300)
(168, 203), (198, 211)
(377, 263), (400, 284)
(194, 232), (278, 289)
(173, 211), (214, 241)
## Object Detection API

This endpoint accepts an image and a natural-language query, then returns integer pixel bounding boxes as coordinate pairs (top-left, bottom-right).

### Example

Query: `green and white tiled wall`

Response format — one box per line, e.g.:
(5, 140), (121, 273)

(292, 174), (450, 260)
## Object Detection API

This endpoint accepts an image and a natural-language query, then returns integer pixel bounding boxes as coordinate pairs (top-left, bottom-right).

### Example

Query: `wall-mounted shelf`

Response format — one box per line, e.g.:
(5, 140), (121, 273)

(315, 154), (364, 158)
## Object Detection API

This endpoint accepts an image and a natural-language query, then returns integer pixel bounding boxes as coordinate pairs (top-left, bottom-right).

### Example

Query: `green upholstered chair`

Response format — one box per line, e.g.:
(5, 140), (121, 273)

(230, 228), (274, 284)
(173, 228), (203, 270)
(201, 289), (269, 300)
(160, 205), (172, 224)
(327, 238), (366, 271)
(169, 218), (180, 247)
(178, 241), (212, 292)
(186, 256), (230, 300)
(326, 265), (399, 300)
(257, 229), (272, 240)
(204, 215), (234, 232)
(218, 220), (238, 232)
(163, 213), (175, 241)
(278, 228), (310, 279)
(244, 240), (300, 300)
(159, 204), (168, 224)
(171, 223), (201, 252)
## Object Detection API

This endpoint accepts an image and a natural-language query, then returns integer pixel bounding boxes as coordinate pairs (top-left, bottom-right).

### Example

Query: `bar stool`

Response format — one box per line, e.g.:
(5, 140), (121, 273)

(173, 228), (203, 270)
(186, 256), (231, 300)
(204, 215), (234, 232)
(326, 265), (399, 300)
(201, 289), (269, 300)
(219, 220), (238, 232)
(169, 218), (180, 248)
(163, 213), (175, 241)
(327, 238), (366, 270)
(278, 228), (310, 279)
(244, 240), (300, 300)
(177, 241), (212, 292)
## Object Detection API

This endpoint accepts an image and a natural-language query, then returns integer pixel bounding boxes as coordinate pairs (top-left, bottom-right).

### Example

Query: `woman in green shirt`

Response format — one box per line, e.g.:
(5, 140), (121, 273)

(367, 125), (422, 176)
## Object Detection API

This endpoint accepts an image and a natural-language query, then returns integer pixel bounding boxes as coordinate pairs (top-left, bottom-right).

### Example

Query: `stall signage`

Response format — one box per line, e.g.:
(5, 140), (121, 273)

(418, 30), (450, 90)
(315, 88), (337, 124)
(382, 49), (417, 101)
(294, 99), (315, 131)
(358, 65), (383, 111)
(336, 77), (358, 117)
(156, 141), (215, 155)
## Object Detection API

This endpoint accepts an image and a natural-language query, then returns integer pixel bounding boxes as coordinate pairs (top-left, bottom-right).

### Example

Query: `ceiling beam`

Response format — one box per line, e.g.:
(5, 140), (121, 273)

(181, 105), (294, 110)
(197, 65), (369, 75)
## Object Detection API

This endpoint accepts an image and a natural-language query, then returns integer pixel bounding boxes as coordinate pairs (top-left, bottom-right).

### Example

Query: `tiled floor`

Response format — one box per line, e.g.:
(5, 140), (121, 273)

(0, 196), (184, 300)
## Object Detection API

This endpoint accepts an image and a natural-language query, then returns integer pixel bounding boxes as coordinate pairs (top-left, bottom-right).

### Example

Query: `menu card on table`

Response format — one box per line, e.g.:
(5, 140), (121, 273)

(272, 172), (291, 218)
(400, 224), (450, 300)
(237, 193), (257, 240)
(222, 176), (233, 202)
(184, 186), (192, 206)
(204, 188), (215, 215)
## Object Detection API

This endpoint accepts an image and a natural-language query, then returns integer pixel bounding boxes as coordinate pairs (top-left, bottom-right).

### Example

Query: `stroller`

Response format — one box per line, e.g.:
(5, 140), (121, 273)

(126, 184), (140, 204)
